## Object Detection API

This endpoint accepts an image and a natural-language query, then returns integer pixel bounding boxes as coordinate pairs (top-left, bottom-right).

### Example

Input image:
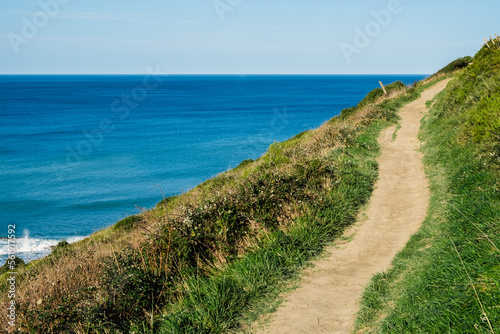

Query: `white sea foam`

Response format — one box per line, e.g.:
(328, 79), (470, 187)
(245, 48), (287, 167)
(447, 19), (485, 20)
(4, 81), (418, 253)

(0, 231), (87, 261)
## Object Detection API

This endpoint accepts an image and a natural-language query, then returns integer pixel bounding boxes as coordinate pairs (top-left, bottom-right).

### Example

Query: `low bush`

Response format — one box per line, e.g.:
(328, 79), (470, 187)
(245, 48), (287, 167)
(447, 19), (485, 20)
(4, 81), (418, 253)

(0, 256), (25, 276)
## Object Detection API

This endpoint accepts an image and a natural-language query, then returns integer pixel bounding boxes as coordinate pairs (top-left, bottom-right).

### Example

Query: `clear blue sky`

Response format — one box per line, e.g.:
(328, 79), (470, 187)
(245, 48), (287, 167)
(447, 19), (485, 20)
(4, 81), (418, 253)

(0, 0), (498, 74)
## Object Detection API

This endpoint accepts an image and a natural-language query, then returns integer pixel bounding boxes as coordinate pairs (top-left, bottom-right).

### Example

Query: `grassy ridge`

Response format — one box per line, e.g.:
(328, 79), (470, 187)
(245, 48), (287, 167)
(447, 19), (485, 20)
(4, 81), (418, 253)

(0, 73), (428, 333)
(158, 84), (440, 334)
(355, 44), (500, 333)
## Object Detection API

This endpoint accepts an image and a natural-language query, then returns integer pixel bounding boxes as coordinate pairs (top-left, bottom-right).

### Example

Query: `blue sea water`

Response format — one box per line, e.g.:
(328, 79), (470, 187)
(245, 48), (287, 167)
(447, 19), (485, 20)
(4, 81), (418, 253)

(0, 74), (427, 262)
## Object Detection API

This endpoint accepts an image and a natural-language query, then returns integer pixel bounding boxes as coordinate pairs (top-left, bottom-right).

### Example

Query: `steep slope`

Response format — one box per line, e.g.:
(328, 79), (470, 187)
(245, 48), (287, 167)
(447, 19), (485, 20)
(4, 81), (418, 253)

(0, 79), (432, 333)
(256, 79), (450, 334)
(355, 38), (500, 333)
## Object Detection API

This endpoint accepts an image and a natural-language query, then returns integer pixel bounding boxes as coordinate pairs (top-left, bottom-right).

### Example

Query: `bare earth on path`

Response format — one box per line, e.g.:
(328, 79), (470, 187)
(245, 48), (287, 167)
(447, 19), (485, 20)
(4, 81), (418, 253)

(255, 79), (451, 334)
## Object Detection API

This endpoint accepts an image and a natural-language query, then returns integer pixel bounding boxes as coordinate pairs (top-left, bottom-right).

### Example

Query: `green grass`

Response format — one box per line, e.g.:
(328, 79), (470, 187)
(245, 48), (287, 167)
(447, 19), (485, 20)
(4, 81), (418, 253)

(159, 122), (386, 333)
(435, 56), (473, 76)
(0, 256), (25, 276)
(113, 214), (143, 232)
(356, 81), (407, 109)
(154, 87), (432, 334)
(391, 124), (401, 142)
(354, 44), (500, 334)
(3, 73), (439, 333)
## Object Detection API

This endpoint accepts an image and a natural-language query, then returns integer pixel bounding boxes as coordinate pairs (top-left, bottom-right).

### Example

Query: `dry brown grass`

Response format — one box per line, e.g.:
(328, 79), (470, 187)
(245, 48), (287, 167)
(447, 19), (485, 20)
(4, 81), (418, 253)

(0, 220), (155, 331)
(0, 84), (413, 333)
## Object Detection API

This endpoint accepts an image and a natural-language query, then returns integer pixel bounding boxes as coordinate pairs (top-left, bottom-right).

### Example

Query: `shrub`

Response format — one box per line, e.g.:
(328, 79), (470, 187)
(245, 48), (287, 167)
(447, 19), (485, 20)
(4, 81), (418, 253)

(84, 250), (169, 332)
(436, 56), (473, 75)
(357, 81), (406, 108)
(56, 240), (69, 248)
(113, 214), (142, 231)
(0, 256), (25, 275)
(235, 159), (254, 170)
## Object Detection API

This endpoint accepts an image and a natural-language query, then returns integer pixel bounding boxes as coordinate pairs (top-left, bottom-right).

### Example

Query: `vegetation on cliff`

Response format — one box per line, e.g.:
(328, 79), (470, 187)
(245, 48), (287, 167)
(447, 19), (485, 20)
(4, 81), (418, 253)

(355, 40), (500, 333)
(5, 41), (498, 333)
(0, 74), (427, 333)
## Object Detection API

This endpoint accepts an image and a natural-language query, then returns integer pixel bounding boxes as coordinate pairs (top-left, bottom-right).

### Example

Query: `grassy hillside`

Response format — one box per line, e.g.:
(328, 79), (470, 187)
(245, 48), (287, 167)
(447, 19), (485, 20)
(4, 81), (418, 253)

(355, 39), (500, 333)
(6, 38), (495, 332)
(0, 73), (434, 333)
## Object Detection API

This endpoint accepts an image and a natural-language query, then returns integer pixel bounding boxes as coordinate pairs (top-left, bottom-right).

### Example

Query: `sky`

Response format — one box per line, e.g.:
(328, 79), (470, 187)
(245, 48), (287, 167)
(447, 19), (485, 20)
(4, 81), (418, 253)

(0, 0), (498, 75)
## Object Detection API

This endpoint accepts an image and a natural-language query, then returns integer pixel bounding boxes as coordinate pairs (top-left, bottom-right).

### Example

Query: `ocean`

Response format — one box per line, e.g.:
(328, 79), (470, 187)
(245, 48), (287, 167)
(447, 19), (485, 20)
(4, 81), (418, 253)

(0, 74), (427, 262)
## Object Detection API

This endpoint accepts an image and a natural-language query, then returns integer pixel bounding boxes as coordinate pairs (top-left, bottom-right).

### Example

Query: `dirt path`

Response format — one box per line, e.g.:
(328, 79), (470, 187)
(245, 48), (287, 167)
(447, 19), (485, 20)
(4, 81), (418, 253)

(256, 79), (451, 334)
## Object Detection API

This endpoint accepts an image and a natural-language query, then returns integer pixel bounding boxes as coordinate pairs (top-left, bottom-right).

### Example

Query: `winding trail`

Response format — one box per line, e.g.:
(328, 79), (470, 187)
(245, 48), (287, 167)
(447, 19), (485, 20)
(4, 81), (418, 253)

(256, 79), (451, 334)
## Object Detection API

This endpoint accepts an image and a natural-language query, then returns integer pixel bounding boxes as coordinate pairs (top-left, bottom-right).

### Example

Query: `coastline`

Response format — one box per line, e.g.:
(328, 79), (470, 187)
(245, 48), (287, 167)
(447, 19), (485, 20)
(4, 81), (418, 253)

(1, 75), (427, 264)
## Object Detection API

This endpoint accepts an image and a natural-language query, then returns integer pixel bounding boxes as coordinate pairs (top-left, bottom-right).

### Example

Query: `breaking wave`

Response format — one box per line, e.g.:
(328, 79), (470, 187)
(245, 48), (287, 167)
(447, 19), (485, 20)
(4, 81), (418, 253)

(0, 230), (86, 263)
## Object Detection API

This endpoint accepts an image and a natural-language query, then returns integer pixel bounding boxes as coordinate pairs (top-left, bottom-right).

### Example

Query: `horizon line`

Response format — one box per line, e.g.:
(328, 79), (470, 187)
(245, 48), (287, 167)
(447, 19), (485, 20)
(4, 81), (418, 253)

(0, 73), (431, 76)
